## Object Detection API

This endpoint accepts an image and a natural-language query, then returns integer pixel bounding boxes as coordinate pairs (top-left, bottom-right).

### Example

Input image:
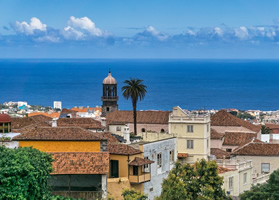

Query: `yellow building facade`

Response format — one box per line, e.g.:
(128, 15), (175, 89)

(169, 106), (211, 163)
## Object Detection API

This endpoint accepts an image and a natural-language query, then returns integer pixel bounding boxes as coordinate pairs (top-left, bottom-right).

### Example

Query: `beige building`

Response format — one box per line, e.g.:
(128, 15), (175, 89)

(231, 140), (279, 179)
(218, 159), (253, 198)
(169, 106), (210, 163)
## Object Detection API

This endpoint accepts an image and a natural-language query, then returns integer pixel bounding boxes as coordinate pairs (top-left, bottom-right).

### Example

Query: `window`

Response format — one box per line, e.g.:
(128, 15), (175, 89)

(187, 140), (194, 149)
(106, 107), (110, 112)
(187, 125), (193, 133)
(243, 172), (247, 184)
(144, 156), (149, 170)
(157, 153), (162, 168)
(116, 126), (121, 131)
(141, 128), (146, 132)
(133, 166), (139, 176)
(261, 163), (270, 173)
(226, 149), (232, 153)
(161, 129), (165, 133)
(110, 160), (119, 178)
(170, 150), (174, 163)
(229, 177), (233, 190)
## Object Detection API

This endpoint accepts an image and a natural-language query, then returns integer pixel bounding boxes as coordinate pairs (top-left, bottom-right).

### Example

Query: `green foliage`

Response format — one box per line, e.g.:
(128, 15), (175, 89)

(122, 78), (147, 135)
(122, 189), (148, 200)
(261, 125), (271, 134)
(0, 146), (54, 200)
(237, 112), (255, 120)
(49, 195), (83, 200)
(240, 170), (279, 200)
(158, 159), (231, 200)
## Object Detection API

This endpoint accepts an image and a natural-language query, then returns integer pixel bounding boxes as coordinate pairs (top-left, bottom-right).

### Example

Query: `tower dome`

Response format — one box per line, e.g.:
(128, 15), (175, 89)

(103, 71), (117, 84)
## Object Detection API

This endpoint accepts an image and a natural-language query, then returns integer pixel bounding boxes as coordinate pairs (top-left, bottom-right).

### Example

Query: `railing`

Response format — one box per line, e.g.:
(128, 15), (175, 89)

(216, 159), (252, 170)
(252, 173), (270, 185)
(169, 115), (210, 122)
(129, 173), (151, 184)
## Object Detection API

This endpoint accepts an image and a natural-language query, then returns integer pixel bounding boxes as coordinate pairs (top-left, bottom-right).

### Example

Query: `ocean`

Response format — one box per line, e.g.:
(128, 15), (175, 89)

(1, 59), (279, 111)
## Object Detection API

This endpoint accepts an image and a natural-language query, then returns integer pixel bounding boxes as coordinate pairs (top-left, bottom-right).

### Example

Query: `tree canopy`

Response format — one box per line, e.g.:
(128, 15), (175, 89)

(122, 189), (148, 200)
(158, 159), (231, 200)
(240, 170), (279, 200)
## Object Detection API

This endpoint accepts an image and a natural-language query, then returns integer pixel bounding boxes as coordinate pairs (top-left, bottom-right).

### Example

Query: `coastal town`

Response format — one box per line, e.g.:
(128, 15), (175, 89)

(1, 71), (279, 200)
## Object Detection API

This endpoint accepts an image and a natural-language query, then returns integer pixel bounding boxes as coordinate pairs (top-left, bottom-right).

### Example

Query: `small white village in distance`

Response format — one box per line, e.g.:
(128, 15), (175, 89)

(0, 72), (278, 200)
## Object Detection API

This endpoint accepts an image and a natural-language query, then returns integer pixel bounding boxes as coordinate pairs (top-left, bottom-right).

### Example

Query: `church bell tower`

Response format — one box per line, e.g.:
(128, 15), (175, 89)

(101, 70), (118, 117)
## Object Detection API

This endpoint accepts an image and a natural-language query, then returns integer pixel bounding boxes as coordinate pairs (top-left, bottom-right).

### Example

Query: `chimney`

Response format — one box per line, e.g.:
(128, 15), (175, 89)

(123, 125), (130, 144)
(52, 119), (57, 127)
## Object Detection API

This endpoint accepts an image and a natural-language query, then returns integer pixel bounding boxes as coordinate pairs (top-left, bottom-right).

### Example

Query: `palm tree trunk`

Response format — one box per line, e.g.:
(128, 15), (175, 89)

(133, 100), (137, 135)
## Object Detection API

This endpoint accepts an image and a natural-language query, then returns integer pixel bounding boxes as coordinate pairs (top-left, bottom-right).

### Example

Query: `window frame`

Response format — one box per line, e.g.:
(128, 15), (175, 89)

(229, 177), (233, 190)
(187, 125), (194, 133)
(187, 140), (194, 149)
(243, 172), (247, 184)
(116, 126), (121, 131)
(157, 153), (162, 168)
(261, 163), (270, 173)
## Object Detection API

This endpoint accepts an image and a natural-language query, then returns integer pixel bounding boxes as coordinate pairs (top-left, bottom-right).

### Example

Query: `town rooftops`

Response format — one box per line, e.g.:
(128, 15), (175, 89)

(61, 108), (78, 114)
(12, 127), (105, 141)
(129, 157), (154, 166)
(222, 132), (258, 146)
(28, 112), (60, 119)
(211, 110), (261, 133)
(51, 152), (109, 174)
(0, 114), (11, 123)
(108, 143), (142, 155)
(210, 128), (224, 139)
(211, 148), (231, 159)
(57, 118), (104, 130)
(71, 107), (102, 113)
(106, 110), (170, 125)
(11, 117), (51, 132)
(30, 115), (52, 123)
(232, 142), (279, 156)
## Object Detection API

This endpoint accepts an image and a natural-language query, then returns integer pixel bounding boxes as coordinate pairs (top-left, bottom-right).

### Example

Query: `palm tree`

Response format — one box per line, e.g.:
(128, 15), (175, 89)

(122, 78), (147, 135)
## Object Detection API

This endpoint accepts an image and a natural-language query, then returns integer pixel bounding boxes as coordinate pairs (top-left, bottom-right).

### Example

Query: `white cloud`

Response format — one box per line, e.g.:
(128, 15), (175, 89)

(13, 17), (47, 35)
(235, 26), (249, 39)
(35, 35), (60, 43)
(145, 26), (168, 40)
(214, 27), (223, 36)
(62, 26), (84, 40)
(187, 30), (196, 36)
(67, 16), (103, 36)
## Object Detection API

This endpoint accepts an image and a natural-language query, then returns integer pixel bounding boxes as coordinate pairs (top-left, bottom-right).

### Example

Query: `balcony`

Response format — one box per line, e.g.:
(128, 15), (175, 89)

(101, 96), (119, 101)
(129, 172), (151, 184)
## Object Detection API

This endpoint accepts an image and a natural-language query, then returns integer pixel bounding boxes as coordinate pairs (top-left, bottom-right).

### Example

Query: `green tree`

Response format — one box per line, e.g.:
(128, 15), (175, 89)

(261, 125), (271, 135)
(0, 146), (53, 200)
(122, 78), (147, 135)
(158, 160), (231, 200)
(240, 170), (279, 200)
(122, 189), (148, 200)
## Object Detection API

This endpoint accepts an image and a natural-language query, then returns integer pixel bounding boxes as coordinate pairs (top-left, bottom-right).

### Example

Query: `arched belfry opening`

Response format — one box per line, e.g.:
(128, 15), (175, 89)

(101, 70), (118, 117)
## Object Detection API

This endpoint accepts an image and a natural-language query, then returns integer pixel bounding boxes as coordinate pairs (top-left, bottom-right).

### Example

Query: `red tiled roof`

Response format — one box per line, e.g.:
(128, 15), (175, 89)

(108, 144), (142, 155)
(129, 157), (154, 166)
(210, 128), (224, 139)
(218, 166), (234, 174)
(61, 108), (78, 114)
(178, 153), (188, 158)
(51, 152), (109, 174)
(265, 123), (279, 129)
(57, 118), (104, 130)
(28, 112), (60, 119)
(12, 127), (105, 141)
(11, 117), (51, 132)
(223, 132), (257, 146)
(232, 142), (279, 156)
(0, 114), (11, 123)
(29, 115), (52, 123)
(211, 148), (231, 159)
(106, 110), (170, 125)
(211, 110), (261, 133)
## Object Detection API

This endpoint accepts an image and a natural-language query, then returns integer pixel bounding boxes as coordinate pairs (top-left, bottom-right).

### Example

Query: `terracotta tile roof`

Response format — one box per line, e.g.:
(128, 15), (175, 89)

(106, 110), (170, 125)
(61, 108), (78, 114)
(12, 127), (105, 141)
(211, 148), (231, 159)
(232, 142), (279, 156)
(223, 132), (257, 146)
(129, 157), (154, 166)
(210, 128), (224, 139)
(29, 115), (52, 123)
(0, 114), (11, 123)
(218, 166), (234, 174)
(71, 107), (95, 112)
(28, 112), (60, 119)
(11, 117), (51, 132)
(211, 110), (261, 133)
(51, 152), (109, 174)
(57, 118), (104, 130)
(178, 153), (188, 158)
(108, 144), (142, 155)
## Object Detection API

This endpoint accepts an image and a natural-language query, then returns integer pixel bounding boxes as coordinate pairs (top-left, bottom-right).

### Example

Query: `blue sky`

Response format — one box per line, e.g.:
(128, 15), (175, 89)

(1, 0), (279, 58)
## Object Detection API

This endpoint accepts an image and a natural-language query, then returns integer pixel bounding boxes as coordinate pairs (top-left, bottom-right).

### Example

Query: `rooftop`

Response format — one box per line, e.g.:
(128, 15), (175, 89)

(108, 143), (142, 155)
(211, 110), (261, 133)
(129, 157), (154, 166)
(51, 152), (109, 174)
(210, 128), (224, 139)
(106, 110), (170, 125)
(103, 71), (117, 84)
(232, 142), (279, 156)
(223, 132), (257, 146)
(0, 114), (11, 123)
(57, 118), (104, 129)
(211, 148), (231, 159)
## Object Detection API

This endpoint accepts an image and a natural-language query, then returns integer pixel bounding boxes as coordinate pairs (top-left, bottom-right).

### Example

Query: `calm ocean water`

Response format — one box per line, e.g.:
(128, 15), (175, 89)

(1, 59), (279, 111)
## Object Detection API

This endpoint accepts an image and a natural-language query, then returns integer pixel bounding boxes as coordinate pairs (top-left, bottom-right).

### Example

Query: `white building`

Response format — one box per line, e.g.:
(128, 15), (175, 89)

(18, 101), (28, 108)
(53, 101), (62, 110)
